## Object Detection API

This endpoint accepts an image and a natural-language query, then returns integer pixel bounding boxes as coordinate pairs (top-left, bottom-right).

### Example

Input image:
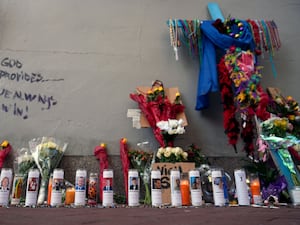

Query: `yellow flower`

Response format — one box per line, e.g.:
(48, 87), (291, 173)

(158, 86), (164, 92)
(288, 115), (295, 121)
(1, 140), (9, 148)
(175, 92), (180, 97)
(286, 96), (293, 101)
(100, 143), (106, 148)
(147, 90), (153, 95)
(280, 119), (287, 129)
(237, 92), (246, 102)
(273, 119), (281, 127)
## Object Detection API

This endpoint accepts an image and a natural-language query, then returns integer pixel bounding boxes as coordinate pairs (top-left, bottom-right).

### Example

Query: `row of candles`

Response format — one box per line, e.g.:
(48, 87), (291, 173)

(0, 167), (263, 207)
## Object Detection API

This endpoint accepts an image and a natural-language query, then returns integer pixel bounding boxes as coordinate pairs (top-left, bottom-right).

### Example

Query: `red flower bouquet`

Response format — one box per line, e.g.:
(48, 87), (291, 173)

(130, 80), (186, 147)
(0, 140), (12, 169)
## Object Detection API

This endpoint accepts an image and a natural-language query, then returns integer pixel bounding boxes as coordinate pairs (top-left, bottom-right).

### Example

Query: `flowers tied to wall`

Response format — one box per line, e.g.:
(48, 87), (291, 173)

(218, 46), (270, 155)
(130, 80), (185, 147)
(156, 119), (185, 147)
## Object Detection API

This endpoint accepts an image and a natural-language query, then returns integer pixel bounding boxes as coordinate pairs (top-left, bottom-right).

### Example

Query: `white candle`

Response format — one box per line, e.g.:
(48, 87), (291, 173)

(50, 168), (64, 207)
(0, 168), (13, 206)
(128, 169), (139, 207)
(151, 170), (162, 207)
(170, 169), (182, 207)
(74, 169), (87, 206)
(25, 168), (40, 206)
(189, 170), (203, 206)
(234, 168), (250, 206)
(102, 169), (114, 207)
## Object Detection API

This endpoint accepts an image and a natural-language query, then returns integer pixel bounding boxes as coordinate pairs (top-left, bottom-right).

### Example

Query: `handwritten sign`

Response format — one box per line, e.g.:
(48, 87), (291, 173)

(151, 162), (195, 204)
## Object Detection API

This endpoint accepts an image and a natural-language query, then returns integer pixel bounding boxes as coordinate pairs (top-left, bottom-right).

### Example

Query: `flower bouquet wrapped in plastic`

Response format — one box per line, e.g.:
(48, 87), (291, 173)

(29, 137), (67, 205)
(14, 147), (37, 182)
(0, 140), (12, 169)
(128, 142), (154, 205)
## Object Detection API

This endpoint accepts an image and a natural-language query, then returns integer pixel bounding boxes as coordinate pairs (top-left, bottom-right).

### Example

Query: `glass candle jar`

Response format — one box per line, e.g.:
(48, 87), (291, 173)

(180, 172), (190, 206)
(249, 173), (262, 204)
(65, 187), (75, 205)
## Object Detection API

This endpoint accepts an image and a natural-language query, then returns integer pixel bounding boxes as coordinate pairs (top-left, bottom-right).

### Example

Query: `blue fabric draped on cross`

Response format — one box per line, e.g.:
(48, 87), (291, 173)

(195, 20), (255, 110)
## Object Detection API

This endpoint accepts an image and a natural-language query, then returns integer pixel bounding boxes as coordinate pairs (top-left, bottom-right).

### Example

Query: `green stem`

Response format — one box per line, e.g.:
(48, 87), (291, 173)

(144, 182), (151, 205)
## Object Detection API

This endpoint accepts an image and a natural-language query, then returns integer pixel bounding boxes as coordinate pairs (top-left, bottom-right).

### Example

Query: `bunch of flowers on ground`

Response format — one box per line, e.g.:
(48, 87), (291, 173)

(128, 145), (154, 205)
(29, 137), (67, 205)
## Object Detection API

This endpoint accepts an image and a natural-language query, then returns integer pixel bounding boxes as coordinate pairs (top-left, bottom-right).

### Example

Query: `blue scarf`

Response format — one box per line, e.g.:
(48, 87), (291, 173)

(195, 20), (255, 110)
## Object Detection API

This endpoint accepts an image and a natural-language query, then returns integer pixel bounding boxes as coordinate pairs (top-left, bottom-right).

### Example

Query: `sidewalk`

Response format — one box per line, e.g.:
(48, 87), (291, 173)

(0, 206), (299, 225)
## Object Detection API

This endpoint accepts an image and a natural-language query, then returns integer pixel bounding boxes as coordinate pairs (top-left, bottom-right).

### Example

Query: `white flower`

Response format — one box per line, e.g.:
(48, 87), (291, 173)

(168, 129), (176, 135)
(156, 121), (169, 131)
(182, 151), (188, 160)
(164, 147), (172, 157)
(176, 126), (185, 134)
(158, 147), (164, 154)
(174, 147), (183, 156)
(168, 119), (179, 129)
(156, 152), (161, 159)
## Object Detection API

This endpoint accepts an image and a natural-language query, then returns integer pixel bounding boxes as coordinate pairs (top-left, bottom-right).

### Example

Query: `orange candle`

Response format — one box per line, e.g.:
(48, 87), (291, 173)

(180, 180), (190, 206)
(47, 175), (53, 205)
(65, 187), (75, 205)
(250, 173), (262, 204)
(250, 180), (261, 196)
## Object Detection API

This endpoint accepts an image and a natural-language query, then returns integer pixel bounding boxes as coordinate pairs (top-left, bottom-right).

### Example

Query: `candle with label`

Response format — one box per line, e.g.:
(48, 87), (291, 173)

(128, 169), (139, 207)
(102, 169), (114, 207)
(170, 169), (182, 207)
(88, 172), (98, 206)
(189, 170), (203, 206)
(234, 168), (250, 206)
(10, 174), (24, 205)
(211, 168), (226, 206)
(151, 170), (162, 207)
(0, 168), (13, 206)
(25, 168), (40, 206)
(51, 169), (64, 207)
(74, 169), (87, 206)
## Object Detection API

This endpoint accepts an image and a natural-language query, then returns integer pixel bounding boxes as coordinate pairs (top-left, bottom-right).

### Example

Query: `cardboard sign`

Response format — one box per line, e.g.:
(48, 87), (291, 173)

(136, 86), (188, 127)
(151, 162), (195, 204)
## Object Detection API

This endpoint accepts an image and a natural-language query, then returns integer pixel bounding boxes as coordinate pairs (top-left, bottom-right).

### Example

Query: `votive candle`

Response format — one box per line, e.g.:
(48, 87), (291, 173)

(180, 173), (190, 206)
(65, 187), (75, 205)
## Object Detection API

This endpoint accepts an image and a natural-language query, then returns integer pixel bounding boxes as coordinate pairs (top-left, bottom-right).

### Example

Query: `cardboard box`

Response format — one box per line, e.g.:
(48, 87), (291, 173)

(151, 162), (195, 204)
(136, 86), (188, 127)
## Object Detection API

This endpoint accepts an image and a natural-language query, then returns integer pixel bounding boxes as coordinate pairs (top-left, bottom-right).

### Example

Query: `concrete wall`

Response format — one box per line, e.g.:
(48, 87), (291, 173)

(0, 0), (299, 158)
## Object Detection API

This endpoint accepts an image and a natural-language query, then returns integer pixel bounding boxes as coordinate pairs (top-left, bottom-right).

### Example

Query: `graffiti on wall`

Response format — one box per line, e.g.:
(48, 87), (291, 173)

(0, 57), (64, 119)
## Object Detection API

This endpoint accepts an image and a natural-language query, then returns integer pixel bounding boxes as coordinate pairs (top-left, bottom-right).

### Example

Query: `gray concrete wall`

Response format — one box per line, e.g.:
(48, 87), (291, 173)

(0, 0), (299, 158)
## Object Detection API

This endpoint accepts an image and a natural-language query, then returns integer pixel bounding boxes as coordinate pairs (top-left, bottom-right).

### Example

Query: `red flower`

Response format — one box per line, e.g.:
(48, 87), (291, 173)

(130, 80), (185, 147)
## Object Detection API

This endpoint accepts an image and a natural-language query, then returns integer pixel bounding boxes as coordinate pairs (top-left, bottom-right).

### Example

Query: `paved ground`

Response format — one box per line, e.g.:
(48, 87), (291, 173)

(0, 206), (299, 225)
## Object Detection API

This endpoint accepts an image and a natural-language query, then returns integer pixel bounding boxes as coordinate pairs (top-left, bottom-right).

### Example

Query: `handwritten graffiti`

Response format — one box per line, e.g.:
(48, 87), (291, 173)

(1, 103), (29, 119)
(0, 57), (62, 119)
(0, 88), (57, 110)
(1, 57), (23, 69)
(0, 57), (64, 83)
